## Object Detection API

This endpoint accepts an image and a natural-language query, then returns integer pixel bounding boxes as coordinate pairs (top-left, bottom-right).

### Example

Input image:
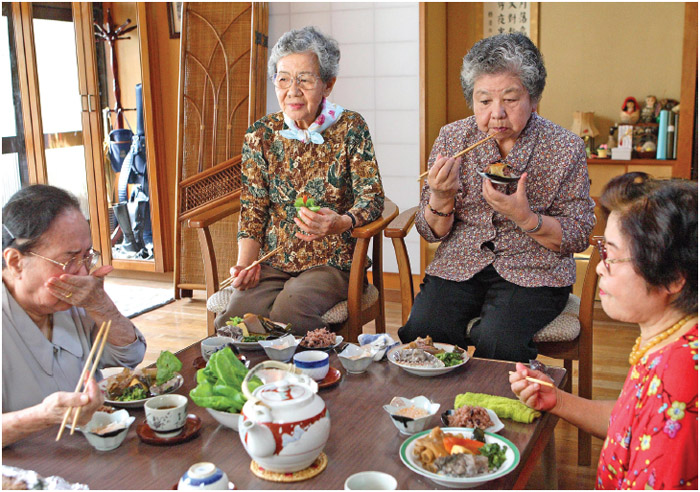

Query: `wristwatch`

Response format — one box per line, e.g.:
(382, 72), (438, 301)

(344, 212), (356, 230)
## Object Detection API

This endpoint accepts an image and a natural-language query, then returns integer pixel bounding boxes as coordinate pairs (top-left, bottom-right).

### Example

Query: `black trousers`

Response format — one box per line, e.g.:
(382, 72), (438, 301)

(397, 265), (570, 362)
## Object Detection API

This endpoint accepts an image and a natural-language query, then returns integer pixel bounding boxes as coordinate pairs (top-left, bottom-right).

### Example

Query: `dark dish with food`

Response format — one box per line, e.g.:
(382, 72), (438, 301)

(299, 327), (337, 349)
(217, 314), (292, 343)
(478, 161), (520, 184)
(442, 405), (494, 429)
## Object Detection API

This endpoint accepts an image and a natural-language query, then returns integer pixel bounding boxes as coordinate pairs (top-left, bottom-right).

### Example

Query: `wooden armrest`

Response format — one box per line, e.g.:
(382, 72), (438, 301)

(187, 195), (241, 229)
(384, 206), (418, 239)
(351, 200), (399, 239)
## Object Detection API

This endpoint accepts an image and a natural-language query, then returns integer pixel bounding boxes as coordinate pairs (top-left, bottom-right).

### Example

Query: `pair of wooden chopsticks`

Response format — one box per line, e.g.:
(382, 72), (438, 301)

(417, 132), (499, 182)
(219, 245), (284, 290)
(508, 371), (555, 388)
(56, 320), (112, 441)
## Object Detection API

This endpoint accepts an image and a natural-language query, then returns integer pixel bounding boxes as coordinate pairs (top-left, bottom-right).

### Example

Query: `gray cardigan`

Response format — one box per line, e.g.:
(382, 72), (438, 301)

(2, 282), (147, 413)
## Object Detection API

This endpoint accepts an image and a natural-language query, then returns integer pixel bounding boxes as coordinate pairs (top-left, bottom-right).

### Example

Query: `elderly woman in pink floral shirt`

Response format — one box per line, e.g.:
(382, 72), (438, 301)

(398, 33), (595, 362)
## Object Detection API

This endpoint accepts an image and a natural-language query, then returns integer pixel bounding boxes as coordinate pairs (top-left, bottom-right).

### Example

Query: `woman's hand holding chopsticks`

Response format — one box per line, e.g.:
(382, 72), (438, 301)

(509, 362), (558, 413)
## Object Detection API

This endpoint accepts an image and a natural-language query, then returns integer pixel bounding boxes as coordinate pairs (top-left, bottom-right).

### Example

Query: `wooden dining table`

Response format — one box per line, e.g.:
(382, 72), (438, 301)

(3, 341), (566, 489)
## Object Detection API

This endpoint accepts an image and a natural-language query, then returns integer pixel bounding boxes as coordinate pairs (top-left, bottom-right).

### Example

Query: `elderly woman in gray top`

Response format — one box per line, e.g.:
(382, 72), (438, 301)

(214, 26), (384, 334)
(398, 33), (595, 362)
(2, 185), (146, 446)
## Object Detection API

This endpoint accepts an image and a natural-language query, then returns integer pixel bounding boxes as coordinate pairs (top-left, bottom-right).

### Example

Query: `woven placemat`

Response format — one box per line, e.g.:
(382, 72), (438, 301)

(250, 453), (327, 482)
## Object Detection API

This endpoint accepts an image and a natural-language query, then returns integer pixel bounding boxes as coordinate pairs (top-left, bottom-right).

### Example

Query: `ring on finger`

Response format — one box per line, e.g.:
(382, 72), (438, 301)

(65, 292), (73, 299)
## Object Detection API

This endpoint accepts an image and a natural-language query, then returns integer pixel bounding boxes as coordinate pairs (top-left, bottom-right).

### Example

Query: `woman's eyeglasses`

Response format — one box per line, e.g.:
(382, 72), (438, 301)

(592, 236), (632, 272)
(30, 250), (101, 274)
(272, 72), (320, 90)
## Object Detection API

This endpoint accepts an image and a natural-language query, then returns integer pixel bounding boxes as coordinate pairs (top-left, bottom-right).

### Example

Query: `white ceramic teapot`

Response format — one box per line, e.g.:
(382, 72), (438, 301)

(239, 360), (330, 473)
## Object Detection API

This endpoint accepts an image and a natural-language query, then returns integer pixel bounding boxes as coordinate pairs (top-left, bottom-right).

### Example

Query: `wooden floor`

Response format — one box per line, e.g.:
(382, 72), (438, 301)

(111, 277), (638, 490)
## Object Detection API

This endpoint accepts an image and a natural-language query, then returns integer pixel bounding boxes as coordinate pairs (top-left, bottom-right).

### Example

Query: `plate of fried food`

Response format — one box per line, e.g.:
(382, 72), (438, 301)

(477, 161), (520, 185)
(399, 426), (519, 488)
(387, 336), (469, 377)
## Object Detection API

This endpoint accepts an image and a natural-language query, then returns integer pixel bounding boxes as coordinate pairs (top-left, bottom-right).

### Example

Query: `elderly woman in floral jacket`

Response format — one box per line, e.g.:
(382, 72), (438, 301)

(215, 26), (384, 335)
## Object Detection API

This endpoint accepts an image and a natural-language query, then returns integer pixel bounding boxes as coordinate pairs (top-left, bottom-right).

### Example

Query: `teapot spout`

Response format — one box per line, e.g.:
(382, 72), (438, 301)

(240, 420), (276, 458)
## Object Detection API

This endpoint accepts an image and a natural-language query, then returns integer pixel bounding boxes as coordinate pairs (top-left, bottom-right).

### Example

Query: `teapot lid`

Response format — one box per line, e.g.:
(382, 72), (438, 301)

(254, 379), (314, 408)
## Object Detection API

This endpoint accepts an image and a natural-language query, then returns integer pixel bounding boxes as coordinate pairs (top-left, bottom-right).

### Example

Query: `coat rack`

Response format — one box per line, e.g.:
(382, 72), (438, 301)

(94, 8), (137, 130)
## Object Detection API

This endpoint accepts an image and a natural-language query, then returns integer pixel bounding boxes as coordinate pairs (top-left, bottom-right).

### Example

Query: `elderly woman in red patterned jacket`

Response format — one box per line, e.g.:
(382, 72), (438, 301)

(398, 33), (595, 362)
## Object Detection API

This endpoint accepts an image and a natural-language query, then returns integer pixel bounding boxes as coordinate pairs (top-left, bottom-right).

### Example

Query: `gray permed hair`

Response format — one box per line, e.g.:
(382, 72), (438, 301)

(267, 26), (340, 83)
(460, 33), (546, 108)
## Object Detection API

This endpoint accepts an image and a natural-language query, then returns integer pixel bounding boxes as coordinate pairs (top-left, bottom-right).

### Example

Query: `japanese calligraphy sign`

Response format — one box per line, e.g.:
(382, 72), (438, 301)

(483, 2), (539, 45)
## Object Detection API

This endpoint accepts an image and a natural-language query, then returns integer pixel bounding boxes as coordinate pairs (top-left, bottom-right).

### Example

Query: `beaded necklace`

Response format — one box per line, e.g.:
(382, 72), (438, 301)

(628, 314), (696, 365)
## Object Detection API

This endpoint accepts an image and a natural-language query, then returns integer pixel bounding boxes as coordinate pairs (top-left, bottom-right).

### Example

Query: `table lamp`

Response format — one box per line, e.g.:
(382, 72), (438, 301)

(571, 111), (599, 157)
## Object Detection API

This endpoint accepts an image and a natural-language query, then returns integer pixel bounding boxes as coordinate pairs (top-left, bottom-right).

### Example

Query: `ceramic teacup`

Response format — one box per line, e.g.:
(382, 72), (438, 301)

(144, 394), (188, 438)
(178, 462), (230, 490)
(344, 471), (398, 490)
(293, 350), (329, 381)
(201, 336), (235, 362)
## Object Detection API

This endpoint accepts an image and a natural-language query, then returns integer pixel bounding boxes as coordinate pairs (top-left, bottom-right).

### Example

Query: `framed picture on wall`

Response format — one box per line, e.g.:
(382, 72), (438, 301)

(483, 2), (539, 45)
(167, 2), (182, 39)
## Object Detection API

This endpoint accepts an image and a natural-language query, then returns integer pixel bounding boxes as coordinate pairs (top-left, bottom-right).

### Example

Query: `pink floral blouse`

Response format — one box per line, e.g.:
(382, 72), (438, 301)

(415, 114), (596, 287)
(597, 325), (698, 489)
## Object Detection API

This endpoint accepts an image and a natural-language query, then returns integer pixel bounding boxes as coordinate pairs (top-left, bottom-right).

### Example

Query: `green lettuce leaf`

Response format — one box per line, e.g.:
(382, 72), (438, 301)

(155, 350), (182, 385)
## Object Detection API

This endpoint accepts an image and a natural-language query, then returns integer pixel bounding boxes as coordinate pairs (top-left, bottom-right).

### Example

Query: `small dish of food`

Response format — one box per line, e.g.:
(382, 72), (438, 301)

(387, 337), (469, 377)
(383, 396), (440, 435)
(399, 426), (519, 488)
(440, 406), (504, 434)
(357, 333), (399, 361)
(201, 336), (235, 361)
(298, 328), (343, 352)
(477, 161), (520, 185)
(79, 409), (135, 451)
(337, 344), (374, 374)
(258, 334), (299, 362)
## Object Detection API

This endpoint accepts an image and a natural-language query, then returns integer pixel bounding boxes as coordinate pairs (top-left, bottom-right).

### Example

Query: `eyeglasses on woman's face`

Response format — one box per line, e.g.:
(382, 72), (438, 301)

(592, 236), (632, 273)
(272, 72), (321, 91)
(29, 249), (101, 274)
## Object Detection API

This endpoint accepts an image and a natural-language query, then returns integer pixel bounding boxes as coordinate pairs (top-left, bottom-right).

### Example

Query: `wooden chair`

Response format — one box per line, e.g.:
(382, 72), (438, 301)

(189, 198), (398, 341)
(385, 206), (600, 466)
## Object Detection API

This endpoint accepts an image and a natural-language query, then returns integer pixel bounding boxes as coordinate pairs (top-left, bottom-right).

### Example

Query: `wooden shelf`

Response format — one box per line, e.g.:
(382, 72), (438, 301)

(587, 158), (676, 166)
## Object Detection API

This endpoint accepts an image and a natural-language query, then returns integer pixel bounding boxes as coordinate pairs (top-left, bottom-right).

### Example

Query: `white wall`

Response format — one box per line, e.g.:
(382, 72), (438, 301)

(266, 2), (422, 274)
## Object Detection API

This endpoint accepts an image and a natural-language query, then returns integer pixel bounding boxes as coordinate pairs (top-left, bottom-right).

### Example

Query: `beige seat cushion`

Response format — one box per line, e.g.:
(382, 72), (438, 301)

(206, 284), (379, 326)
(466, 294), (581, 343)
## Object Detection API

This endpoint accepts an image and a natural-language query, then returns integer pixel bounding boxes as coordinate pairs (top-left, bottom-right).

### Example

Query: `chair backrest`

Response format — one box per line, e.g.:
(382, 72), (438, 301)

(173, 2), (268, 295)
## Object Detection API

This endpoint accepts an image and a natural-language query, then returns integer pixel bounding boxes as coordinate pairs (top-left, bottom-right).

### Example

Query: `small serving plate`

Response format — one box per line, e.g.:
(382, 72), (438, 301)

(440, 408), (504, 434)
(136, 414), (202, 446)
(383, 396), (440, 435)
(317, 366), (342, 389)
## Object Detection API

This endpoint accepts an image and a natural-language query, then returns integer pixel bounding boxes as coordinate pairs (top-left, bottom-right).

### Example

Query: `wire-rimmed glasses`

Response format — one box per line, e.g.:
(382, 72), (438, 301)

(592, 236), (632, 272)
(30, 249), (101, 274)
(272, 72), (321, 90)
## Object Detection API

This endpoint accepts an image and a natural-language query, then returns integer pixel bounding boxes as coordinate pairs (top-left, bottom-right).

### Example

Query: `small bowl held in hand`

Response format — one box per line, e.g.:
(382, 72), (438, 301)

(338, 344), (374, 374)
(258, 334), (299, 362)
(80, 409), (135, 451)
(383, 396), (440, 435)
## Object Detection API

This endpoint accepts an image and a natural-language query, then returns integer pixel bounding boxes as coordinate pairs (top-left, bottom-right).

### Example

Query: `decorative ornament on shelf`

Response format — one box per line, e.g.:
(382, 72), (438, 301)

(640, 95), (659, 123)
(596, 144), (609, 158)
(620, 96), (640, 124)
(571, 111), (599, 158)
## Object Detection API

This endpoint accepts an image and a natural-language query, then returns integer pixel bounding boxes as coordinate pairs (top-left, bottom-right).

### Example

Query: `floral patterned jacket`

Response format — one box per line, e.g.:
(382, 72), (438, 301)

(238, 110), (384, 273)
(596, 325), (698, 489)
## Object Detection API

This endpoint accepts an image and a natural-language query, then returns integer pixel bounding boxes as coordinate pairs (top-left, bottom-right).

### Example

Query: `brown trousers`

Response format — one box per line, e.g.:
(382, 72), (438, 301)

(214, 264), (350, 335)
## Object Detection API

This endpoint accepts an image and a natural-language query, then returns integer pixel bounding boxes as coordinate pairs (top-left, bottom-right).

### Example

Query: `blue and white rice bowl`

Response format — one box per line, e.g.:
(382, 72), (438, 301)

(178, 462), (231, 490)
(292, 350), (330, 381)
